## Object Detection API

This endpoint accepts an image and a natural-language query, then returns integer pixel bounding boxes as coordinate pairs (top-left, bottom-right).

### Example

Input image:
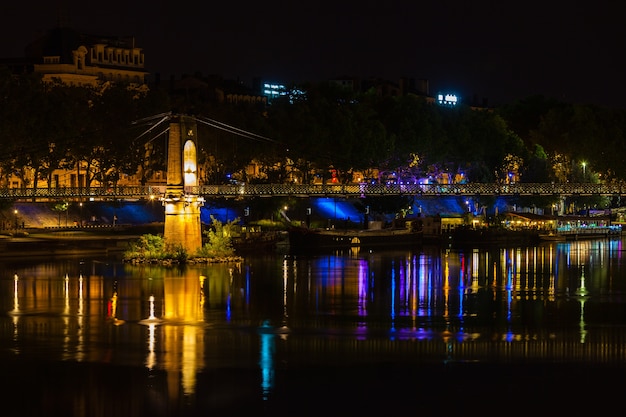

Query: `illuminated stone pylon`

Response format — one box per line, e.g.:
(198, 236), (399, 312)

(162, 115), (204, 254)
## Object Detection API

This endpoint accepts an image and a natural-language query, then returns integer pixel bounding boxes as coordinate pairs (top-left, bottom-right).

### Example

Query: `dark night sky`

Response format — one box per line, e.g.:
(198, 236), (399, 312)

(2, 1), (625, 108)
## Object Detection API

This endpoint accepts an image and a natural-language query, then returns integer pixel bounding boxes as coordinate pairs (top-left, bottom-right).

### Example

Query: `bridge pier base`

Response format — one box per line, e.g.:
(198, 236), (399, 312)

(163, 196), (203, 255)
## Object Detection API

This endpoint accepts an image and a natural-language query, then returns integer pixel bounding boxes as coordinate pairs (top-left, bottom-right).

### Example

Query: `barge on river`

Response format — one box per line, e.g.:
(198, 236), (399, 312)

(288, 219), (422, 251)
(449, 227), (542, 246)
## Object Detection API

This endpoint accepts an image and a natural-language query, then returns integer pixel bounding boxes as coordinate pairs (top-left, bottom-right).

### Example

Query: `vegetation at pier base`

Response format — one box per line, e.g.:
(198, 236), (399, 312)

(123, 234), (186, 264)
(196, 216), (238, 258)
(123, 217), (240, 264)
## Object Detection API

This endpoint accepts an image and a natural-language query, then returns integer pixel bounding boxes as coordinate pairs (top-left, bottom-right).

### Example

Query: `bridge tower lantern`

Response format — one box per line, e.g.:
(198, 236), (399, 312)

(162, 114), (204, 254)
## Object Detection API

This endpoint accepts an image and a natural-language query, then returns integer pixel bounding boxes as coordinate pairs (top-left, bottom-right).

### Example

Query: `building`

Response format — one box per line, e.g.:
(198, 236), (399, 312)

(2, 26), (148, 87)
(0, 26), (150, 190)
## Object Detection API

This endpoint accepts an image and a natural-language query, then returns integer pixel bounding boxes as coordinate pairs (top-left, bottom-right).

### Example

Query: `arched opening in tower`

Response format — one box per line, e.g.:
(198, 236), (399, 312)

(183, 140), (197, 188)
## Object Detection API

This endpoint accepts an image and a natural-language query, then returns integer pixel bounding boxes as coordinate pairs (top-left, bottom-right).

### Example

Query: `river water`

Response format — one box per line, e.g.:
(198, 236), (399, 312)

(1, 238), (626, 416)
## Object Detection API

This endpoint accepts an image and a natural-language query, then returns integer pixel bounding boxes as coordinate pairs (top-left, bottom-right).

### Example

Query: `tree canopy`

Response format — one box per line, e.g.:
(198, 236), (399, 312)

(3, 68), (626, 207)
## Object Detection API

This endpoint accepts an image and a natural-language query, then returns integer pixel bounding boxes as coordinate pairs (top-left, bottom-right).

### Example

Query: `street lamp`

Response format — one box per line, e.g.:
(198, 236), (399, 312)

(582, 161), (587, 182)
(13, 209), (18, 234)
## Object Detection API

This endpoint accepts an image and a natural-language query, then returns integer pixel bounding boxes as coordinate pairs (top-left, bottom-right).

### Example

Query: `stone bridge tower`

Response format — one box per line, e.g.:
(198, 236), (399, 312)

(162, 115), (204, 254)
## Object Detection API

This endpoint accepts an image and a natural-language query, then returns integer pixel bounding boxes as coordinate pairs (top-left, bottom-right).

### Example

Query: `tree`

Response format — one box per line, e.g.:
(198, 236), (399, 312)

(0, 74), (92, 195)
(74, 83), (168, 189)
(51, 202), (69, 227)
(521, 144), (551, 183)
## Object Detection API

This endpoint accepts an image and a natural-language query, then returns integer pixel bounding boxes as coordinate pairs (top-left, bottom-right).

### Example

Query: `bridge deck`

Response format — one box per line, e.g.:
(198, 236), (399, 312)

(1, 182), (623, 200)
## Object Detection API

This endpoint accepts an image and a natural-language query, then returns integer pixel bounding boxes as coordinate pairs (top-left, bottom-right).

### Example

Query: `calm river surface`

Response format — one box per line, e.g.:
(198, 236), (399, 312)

(2, 238), (626, 416)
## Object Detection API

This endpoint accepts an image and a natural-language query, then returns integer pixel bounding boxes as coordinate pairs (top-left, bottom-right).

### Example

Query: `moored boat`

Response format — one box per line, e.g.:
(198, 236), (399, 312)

(538, 232), (567, 242)
(288, 220), (422, 251)
(552, 225), (622, 240)
(231, 231), (287, 252)
(450, 226), (541, 246)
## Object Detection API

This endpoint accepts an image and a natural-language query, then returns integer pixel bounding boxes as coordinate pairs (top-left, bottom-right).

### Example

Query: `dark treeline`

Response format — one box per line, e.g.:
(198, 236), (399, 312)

(2, 68), (626, 201)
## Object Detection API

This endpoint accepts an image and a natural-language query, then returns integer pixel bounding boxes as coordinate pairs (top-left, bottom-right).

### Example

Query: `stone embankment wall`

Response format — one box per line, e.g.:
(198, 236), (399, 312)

(0, 201), (164, 231)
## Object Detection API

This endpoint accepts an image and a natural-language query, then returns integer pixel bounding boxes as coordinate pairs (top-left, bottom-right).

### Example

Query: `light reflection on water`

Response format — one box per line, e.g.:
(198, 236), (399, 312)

(1, 238), (626, 415)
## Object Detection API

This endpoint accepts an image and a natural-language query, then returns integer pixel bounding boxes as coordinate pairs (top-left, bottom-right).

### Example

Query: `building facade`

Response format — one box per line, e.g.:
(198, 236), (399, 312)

(22, 26), (148, 87)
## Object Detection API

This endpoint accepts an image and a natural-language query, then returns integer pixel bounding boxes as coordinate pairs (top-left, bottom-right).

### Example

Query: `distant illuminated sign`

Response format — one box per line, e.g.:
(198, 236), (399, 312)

(437, 93), (458, 106)
(263, 83), (307, 104)
(263, 83), (287, 101)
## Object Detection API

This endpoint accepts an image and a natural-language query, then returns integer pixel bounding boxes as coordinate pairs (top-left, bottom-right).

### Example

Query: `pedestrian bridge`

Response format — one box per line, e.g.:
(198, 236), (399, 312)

(2, 182), (625, 201)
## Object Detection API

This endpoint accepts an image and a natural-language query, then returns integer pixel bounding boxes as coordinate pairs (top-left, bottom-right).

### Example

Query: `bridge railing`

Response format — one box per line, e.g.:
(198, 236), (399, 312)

(0, 186), (167, 200)
(191, 182), (626, 197)
(2, 182), (626, 200)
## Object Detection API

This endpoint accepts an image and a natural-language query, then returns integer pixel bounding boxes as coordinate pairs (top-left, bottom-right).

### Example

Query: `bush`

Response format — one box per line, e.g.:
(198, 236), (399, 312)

(196, 216), (236, 258)
(124, 234), (165, 260)
(124, 234), (188, 262)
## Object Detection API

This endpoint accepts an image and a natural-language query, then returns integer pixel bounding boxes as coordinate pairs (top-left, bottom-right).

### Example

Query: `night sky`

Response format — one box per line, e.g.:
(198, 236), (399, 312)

(2, 1), (625, 108)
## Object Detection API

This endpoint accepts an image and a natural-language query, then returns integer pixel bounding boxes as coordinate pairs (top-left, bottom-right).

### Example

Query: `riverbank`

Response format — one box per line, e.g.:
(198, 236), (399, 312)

(0, 227), (159, 258)
(0, 201), (164, 257)
(0, 200), (164, 230)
